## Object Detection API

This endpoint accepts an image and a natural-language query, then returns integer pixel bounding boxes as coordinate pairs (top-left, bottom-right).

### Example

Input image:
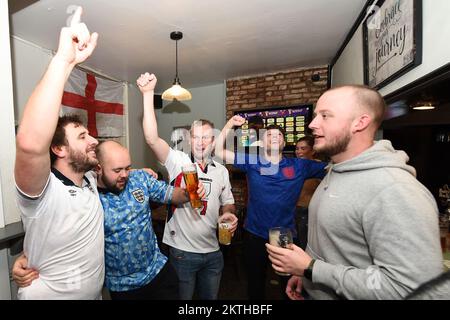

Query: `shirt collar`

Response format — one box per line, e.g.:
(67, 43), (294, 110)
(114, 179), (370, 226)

(190, 154), (216, 174)
(51, 167), (91, 188)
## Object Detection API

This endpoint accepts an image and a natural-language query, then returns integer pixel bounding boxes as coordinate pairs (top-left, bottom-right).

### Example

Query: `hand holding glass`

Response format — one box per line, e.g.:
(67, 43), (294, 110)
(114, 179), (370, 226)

(218, 222), (232, 245)
(182, 164), (202, 209)
(269, 227), (293, 276)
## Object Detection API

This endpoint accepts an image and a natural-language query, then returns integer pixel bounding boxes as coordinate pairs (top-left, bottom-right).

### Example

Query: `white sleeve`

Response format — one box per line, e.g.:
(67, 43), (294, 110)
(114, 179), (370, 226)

(163, 148), (191, 182)
(15, 173), (52, 218)
(219, 167), (235, 205)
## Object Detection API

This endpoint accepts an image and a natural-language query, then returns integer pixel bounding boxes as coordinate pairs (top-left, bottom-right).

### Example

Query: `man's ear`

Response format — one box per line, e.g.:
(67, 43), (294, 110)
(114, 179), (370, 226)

(50, 145), (66, 159)
(352, 114), (371, 133)
(94, 164), (102, 175)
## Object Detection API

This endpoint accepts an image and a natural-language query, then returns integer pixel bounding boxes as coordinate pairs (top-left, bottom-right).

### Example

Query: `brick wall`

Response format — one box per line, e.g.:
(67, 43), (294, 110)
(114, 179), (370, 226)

(229, 171), (247, 208)
(225, 66), (329, 120)
(225, 66), (329, 208)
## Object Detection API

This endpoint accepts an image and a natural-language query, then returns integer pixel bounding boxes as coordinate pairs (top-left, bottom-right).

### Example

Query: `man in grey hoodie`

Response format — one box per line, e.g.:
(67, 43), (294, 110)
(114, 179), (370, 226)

(266, 85), (443, 300)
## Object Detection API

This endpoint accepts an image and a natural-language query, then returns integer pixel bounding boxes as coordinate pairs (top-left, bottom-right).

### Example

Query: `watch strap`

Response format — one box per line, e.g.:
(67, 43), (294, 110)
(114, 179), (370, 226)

(304, 259), (316, 281)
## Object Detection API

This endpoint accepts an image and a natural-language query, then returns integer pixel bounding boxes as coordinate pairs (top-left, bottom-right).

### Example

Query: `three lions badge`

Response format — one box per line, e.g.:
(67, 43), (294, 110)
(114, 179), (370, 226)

(132, 189), (145, 203)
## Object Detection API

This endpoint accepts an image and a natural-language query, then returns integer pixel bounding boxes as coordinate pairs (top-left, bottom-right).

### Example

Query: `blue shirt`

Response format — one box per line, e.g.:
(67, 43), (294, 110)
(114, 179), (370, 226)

(99, 170), (173, 292)
(234, 153), (327, 239)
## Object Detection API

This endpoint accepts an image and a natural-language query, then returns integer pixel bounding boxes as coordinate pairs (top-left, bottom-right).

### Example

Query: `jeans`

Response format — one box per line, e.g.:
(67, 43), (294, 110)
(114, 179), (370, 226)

(169, 247), (224, 300)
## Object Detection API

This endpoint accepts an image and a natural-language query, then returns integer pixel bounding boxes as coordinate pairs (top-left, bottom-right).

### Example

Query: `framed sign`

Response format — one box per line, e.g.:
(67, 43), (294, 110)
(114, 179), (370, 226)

(363, 0), (422, 89)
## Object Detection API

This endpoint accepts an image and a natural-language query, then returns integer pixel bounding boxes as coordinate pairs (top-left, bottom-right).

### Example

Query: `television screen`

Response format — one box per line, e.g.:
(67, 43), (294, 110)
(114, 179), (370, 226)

(234, 105), (313, 150)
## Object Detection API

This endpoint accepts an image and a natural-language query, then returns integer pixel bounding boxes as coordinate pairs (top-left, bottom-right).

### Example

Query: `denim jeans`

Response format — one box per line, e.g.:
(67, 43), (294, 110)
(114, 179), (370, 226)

(169, 247), (224, 300)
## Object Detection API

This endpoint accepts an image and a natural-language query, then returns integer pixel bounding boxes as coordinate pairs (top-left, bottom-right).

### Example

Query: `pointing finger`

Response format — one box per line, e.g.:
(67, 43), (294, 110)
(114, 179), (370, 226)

(70, 6), (83, 27)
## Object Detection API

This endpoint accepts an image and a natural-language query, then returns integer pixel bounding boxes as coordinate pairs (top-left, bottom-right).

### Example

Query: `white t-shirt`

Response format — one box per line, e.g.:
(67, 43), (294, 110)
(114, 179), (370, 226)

(16, 169), (105, 300)
(163, 149), (234, 253)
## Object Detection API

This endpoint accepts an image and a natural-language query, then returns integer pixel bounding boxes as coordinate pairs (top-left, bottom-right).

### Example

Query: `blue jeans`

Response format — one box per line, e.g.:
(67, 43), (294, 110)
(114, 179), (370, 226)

(169, 247), (224, 300)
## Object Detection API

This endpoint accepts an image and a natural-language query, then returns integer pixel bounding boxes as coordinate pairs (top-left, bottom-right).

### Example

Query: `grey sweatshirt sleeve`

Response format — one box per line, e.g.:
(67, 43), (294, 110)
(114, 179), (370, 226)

(313, 183), (444, 300)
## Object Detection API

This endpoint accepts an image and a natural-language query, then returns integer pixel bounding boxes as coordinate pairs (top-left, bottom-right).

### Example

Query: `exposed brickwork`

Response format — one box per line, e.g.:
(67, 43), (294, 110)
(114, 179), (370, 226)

(225, 66), (329, 120)
(226, 66), (329, 205)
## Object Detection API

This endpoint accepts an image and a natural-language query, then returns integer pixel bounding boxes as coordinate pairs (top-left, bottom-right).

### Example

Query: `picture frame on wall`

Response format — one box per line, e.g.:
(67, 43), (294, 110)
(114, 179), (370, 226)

(363, 0), (423, 89)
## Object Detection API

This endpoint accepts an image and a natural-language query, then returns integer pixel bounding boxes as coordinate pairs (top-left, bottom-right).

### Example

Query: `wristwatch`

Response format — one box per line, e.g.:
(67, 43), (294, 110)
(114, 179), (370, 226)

(303, 259), (316, 281)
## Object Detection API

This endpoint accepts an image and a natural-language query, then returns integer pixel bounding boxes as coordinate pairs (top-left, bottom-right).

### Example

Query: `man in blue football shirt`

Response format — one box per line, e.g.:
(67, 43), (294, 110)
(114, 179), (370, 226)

(215, 116), (327, 300)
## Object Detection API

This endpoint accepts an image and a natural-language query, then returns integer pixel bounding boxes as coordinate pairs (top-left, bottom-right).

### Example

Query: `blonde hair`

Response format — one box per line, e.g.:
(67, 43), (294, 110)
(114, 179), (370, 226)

(190, 119), (215, 135)
(329, 85), (386, 129)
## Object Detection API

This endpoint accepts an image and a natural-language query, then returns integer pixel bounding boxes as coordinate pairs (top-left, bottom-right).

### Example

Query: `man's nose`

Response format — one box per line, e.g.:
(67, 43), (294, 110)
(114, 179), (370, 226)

(89, 135), (99, 146)
(119, 170), (127, 178)
(309, 117), (318, 130)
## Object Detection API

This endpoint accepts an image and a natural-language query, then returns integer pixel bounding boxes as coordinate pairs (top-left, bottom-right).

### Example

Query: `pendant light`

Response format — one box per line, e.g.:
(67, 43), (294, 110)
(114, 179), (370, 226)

(162, 31), (192, 101)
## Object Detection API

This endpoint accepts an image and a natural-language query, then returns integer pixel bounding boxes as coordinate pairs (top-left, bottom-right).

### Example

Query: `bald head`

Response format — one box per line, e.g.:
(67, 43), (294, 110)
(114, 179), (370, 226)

(96, 140), (130, 166)
(326, 85), (386, 129)
(96, 140), (132, 193)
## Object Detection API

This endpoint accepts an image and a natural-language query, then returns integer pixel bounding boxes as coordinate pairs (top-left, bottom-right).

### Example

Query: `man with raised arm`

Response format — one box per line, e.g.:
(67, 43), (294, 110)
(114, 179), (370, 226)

(14, 7), (103, 299)
(215, 115), (327, 300)
(137, 72), (238, 300)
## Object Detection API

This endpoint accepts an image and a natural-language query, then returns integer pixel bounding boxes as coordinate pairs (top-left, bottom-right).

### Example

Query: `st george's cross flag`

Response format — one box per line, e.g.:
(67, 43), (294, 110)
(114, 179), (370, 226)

(61, 68), (125, 138)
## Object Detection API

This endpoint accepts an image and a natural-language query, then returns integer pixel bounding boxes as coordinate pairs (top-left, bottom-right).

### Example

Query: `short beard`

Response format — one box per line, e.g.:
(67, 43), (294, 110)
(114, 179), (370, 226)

(316, 132), (351, 158)
(68, 148), (98, 173)
(100, 175), (125, 194)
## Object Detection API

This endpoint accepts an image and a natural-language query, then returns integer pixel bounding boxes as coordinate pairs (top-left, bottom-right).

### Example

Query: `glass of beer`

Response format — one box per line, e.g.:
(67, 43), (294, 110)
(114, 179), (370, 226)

(269, 227), (293, 276)
(218, 222), (232, 245)
(182, 164), (202, 209)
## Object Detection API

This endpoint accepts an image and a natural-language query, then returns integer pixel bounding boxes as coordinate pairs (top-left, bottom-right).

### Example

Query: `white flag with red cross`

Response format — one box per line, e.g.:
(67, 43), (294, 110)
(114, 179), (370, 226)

(61, 68), (125, 138)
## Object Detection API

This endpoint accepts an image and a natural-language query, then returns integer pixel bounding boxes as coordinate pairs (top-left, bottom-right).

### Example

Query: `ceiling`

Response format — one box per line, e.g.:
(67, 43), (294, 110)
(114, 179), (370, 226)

(9, 0), (367, 91)
(384, 73), (450, 128)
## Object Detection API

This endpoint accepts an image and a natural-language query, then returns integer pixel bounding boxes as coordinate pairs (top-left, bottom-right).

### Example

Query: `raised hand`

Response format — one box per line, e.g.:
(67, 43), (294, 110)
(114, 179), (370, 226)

(229, 115), (246, 127)
(55, 6), (98, 66)
(137, 72), (157, 93)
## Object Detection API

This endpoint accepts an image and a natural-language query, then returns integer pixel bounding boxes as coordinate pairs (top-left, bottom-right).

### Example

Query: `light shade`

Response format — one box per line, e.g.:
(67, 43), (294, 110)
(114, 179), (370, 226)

(412, 102), (435, 110)
(162, 82), (192, 101)
(162, 31), (192, 101)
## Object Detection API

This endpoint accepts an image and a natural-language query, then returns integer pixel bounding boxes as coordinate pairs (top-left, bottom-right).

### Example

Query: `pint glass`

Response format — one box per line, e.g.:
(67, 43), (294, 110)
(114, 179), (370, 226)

(182, 164), (203, 209)
(218, 222), (232, 245)
(269, 227), (293, 276)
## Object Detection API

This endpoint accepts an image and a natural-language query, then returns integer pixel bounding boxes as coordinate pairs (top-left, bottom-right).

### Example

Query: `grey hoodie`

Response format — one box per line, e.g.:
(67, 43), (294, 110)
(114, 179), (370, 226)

(303, 140), (443, 300)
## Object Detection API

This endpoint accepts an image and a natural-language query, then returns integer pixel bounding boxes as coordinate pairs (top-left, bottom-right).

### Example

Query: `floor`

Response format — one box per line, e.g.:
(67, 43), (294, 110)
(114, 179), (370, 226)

(217, 242), (285, 300)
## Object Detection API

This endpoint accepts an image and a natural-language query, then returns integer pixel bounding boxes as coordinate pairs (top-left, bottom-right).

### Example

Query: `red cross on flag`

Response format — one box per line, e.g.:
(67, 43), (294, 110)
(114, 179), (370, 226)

(61, 68), (125, 138)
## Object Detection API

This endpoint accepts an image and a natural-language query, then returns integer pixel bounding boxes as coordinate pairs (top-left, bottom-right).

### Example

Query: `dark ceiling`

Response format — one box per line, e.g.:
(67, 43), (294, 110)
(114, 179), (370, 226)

(383, 64), (450, 129)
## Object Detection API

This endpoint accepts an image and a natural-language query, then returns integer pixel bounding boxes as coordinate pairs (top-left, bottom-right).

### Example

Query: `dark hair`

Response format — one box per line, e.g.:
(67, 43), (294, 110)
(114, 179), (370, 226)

(50, 114), (84, 164)
(296, 135), (315, 148)
(248, 115), (264, 128)
(264, 124), (285, 136)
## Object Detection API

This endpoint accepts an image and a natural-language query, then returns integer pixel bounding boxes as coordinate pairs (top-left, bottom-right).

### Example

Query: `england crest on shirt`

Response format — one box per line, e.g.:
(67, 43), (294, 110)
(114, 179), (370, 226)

(199, 178), (212, 200)
(132, 189), (145, 203)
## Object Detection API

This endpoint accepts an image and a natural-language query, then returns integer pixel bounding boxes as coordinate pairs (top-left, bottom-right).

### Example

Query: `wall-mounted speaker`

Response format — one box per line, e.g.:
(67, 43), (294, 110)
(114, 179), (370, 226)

(154, 94), (163, 109)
